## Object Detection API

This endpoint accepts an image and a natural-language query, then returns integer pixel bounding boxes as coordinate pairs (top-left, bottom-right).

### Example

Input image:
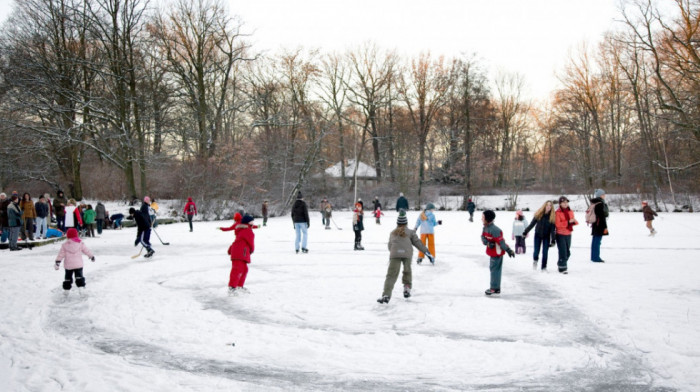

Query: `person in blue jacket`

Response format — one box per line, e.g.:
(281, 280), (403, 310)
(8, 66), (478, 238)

(414, 203), (440, 264)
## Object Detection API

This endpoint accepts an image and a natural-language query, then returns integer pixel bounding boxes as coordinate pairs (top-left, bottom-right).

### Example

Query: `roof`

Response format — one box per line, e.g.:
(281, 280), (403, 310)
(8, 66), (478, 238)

(325, 160), (377, 178)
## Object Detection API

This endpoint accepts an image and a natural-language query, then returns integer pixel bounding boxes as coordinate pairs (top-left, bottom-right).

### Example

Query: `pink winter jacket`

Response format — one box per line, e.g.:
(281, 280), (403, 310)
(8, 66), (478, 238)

(56, 241), (94, 270)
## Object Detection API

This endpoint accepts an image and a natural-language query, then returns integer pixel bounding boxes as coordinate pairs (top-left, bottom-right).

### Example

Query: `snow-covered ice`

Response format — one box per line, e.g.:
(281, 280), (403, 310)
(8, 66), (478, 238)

(1, 207), (698, 391)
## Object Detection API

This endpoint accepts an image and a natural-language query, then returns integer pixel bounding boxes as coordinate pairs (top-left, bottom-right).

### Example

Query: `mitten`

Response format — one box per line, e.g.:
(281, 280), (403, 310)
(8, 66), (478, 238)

(54, 262), (60, 270)
(425, 253), (434, 263)
(507, 249), (515, 258)
(91, 256), (95, 262)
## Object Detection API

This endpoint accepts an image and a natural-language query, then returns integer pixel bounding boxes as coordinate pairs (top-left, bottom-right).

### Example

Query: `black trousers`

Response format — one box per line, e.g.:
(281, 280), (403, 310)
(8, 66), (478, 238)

(64, 268), (85, 290)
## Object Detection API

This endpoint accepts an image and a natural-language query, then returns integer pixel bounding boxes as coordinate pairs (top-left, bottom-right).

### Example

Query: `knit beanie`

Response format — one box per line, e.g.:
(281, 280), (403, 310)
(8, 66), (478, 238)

(297, 191), (303, 200)
(233, 212), (242, 223)
(483, 210), (496, 223)
(426, 203), (435, 211)
(594, 189), (605, 198)
(241, 214), (254, 224)
(66, 228), (81, 243)
(144, 196), (151, 203)
(397, 209), (408, 225)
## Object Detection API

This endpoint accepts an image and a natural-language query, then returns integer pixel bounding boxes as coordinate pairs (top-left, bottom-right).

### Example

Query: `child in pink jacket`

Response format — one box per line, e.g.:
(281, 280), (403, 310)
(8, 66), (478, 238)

(54, 228), (95, 292)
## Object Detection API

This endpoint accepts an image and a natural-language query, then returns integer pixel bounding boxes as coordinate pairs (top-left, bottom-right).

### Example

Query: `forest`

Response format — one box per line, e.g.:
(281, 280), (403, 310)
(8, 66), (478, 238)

(0, 0), (698, 211)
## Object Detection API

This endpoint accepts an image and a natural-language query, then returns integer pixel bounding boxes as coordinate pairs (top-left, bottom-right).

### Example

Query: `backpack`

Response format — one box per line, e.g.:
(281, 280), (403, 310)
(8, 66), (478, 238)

(585, 202), (599, 225)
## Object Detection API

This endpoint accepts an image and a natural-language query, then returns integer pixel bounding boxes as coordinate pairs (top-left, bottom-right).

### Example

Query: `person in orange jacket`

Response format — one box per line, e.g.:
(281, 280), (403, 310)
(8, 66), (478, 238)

(554, 196), (578, 274)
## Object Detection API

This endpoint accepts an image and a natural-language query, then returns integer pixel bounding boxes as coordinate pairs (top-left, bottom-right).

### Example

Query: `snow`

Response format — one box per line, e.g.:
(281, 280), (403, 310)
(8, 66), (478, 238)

(324, 159), (377, 178)
(1, 207), (699, 391)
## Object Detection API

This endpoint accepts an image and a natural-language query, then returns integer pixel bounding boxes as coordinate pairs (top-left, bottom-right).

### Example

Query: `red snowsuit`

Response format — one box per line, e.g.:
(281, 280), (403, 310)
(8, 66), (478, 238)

(227, 223), (255, 288)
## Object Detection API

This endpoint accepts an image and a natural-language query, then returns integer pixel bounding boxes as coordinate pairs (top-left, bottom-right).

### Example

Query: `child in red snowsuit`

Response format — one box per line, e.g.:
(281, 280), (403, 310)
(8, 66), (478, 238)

(373, 207), (384, 224)
(227, 214), (255, 294)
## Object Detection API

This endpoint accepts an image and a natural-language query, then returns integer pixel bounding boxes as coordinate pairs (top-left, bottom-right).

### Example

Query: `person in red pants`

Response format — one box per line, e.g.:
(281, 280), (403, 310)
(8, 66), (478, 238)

(227, 214), (255, 295)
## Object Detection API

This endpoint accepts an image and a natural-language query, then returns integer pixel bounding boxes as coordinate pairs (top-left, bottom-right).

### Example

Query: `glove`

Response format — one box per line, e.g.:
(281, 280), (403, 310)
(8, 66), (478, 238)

(54, 262), (60, 270)
(487, 242), (495, 249)
(437, 220), (442, 225)
(506, 249), (515, 258)
(91, 256), (95, 262)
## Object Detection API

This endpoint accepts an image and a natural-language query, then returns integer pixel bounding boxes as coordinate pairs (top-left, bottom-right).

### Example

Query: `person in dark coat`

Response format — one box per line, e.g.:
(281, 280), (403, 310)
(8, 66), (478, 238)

(129, 207), (154, 258)
(466, 198), (476, 222)
(53, 191), (67, 232)
(642, 201), (658, 236)
(590, 189), (609, 263)
(523, 200), (557, 271)
(291, 191), (310, 253)
(95, 202), (107, 234)
(35, 195), (50, 239)
(0, 192), (10, 243)
(7, 195), (24, 250)
(352, 202), (365, 250)
(262, 200), (269, 227)
(372, 196), (382, 212)
(395, 193), (409, 212)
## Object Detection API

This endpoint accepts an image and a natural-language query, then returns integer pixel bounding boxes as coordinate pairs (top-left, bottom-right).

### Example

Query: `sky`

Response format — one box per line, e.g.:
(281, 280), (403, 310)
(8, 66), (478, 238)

(0, 0), (622, 100)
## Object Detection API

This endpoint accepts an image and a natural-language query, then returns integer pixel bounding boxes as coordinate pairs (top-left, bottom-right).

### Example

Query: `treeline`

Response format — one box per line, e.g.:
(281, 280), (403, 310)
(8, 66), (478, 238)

(0, 0), (697, 209)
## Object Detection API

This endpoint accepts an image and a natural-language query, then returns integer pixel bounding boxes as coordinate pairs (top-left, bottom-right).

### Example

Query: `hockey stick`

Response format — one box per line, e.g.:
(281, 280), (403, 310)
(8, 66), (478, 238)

(131, 246), (144, 259)
(330, 217), (342, 230)
(152, 228), (170, 245)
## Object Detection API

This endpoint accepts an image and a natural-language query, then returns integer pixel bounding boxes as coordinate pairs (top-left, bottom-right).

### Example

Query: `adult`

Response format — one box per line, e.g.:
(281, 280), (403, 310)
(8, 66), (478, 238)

(523, 200), (557, 271)
(291, 191), (310, 253)
(322, 200), (332, 230)
(590, 189), (608, 263)
(141, 196), (153, 228)
(372, 196), (382, 211)
(466, 198), (476, 222)
(64, 199), (83, 233)
(262, 200), (269, 227)
(554, 196), (578, 274)
(183, 197), (197, 232)
(53, 190), (67, 232)
(642, 201), (658, 236)
(395, 192), (409, 212)
(130, 207), (155, 258)
(7, 195), (23, 251)
(0, 192), (10, 243)
(320, 198), (330, 227)
(20, 193), (36, 241)
(110, 213), (124, 229)
(95, 201), (107, 235)
(149, 198), (159, 228)
(414, 203), (439, 264)
(35, 195), (50, 240)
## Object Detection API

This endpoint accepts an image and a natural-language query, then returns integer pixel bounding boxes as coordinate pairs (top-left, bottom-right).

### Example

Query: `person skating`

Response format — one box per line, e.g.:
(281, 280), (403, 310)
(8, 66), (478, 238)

(377, 210), (433, 304)
(372, 196), (382, 212)
(555, 196), (578, 274)
(642, 201), (658, 236)
(512, 210), (528, 254)
(227, 214), (255, 295)
(323, 201), (332, 230)
(352, 202), (365, 250)
(129, 207), (155, 258)
(183, 197), (197, 232)
(54, 228), (95, 295)
(481, 210), (515, 295)
(83, 205), (96, 237)
(320, 198), (330, 227)
(95, 202), (107, 235)
(466, 198), (476, 222)
(395, 192), (409, 212)
(414, 203), (440, 264)
(291, 191), (310, 253)
(373, 206), (384, 225)
(523, 200), (557, 271)
(589, 189), (609, 263)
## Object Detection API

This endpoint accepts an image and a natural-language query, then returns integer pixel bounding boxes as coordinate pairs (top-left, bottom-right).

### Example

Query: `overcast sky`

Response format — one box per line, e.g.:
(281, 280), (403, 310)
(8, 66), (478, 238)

(0, 0), (622, 100)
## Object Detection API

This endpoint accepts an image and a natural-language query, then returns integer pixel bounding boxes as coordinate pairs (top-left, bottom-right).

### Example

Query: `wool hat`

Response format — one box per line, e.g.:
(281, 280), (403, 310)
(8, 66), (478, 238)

(0, 193), (5, 198)
(233, 212), (242, 222)
(399, 192), (404, 197)
(594, 189), (606, 198)
(144, 196), (151, 203)
(642, 200), (648, 206)
(516, 210), (523, 217)
(397, 209), (408, 225)
(241, 214), (254, 224)
(297, 191), (303, 199)
(558, 196), (569, 203)
(66, 228), (81, 243)
(426, 203), (435, 211)
(129, 207), (136, 215)
(483, 210), (496, 223)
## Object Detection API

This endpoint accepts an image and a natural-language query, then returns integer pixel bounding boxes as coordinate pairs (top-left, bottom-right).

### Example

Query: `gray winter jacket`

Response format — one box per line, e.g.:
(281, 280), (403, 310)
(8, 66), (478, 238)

(388, 227), (430, 259)
(96, 203), (106, 220)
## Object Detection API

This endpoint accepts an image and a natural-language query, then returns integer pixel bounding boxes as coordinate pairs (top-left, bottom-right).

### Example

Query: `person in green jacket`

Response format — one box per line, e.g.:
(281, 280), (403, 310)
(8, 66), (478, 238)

(83, 205), (97, 237)
(377, 209), (433, 304)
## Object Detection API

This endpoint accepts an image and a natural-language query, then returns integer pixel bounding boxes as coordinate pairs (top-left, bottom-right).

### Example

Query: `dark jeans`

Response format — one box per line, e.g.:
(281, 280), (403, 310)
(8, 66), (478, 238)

(96, 219), (104, 234)
(591, 235), (603, 261)
(556, 234), (572, 272)
(354, 230), (362, 243)
(56, 215), (66, 232)
(533, 233), (551, 269)
(21, 217), (35, 240)
(187, 214), (194, 231)
(9, 227), (20, 249)
(63, 268), (85, 290)
(515, 236), (526, 253)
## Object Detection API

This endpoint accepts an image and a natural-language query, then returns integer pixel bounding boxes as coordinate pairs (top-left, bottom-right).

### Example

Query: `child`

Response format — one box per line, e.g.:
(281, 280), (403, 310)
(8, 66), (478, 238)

(129, 207), (155, 258)
(481, 210), (515, 296)
(227, 214), (255, 294)
(352, 202), (364, 250)
(642, 201), (658, 236)
(373, 207), (384, 225)
(83, 204), (96, 237)
(54, 228), (95, 294)
(555, 196), (578, 273)
(377, 210), (433, 304)
(512, 210), (528, 254)
(414, 203), (439, 264)
(323, 202), (332, 230)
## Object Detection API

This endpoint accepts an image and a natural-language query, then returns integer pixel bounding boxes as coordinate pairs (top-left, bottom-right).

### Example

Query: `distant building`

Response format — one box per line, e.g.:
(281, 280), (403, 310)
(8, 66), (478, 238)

(323, 159), (378, 186)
